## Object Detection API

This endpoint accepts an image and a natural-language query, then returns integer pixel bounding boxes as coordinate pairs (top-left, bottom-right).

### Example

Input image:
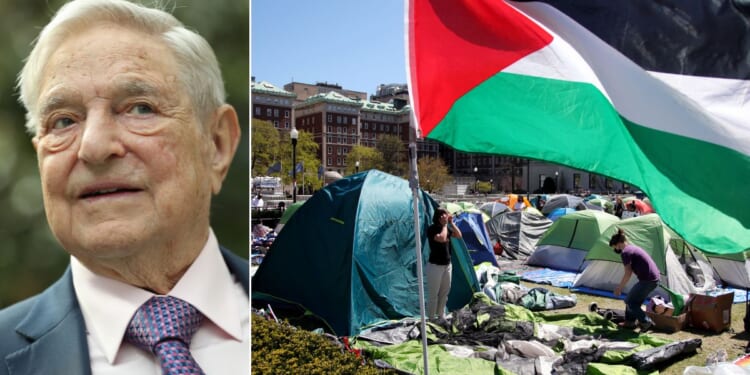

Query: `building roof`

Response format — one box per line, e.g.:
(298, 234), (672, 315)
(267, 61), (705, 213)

(298, 90), (364, 107)
(360, 100), (411, 114)
(251, 80), (296, 97)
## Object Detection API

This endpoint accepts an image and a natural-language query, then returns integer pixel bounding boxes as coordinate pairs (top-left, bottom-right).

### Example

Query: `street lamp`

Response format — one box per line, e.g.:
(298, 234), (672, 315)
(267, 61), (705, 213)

(555, 170), (559, 193)
(355, 160), (360, 174)
(290, 128), (299, 203)
(490, 179), (493, 194)
(473, 166), (478, 194)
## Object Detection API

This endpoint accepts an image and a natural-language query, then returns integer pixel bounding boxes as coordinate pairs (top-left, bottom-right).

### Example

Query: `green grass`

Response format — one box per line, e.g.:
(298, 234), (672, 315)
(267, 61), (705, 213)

(528, 281), (750, 374)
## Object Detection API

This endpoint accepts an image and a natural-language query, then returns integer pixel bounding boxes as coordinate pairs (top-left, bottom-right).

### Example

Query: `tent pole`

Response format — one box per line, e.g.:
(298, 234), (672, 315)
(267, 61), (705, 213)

(408, 114), (430, 375)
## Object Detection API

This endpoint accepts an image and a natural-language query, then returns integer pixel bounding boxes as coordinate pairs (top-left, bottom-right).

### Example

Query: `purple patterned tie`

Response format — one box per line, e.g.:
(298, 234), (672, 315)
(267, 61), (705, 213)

(126, 296), (205, 375)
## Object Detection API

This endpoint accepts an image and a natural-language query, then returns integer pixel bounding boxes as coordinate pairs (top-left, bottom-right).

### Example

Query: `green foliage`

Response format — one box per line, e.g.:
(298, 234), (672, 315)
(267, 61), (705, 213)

(476, 181), (493, 194)
(345, 145), (384, 174)
(251, 314), (395, 375)
(251, 119), (281, 175)
(275, 129), (323, 191)
(376, 134), (408, 176)
(418, 156), (452, 193)
(0, 0), (248, 307)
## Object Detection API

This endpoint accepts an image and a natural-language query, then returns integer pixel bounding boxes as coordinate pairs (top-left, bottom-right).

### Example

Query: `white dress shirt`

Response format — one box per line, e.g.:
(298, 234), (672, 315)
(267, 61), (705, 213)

(71, 228), (249, 374)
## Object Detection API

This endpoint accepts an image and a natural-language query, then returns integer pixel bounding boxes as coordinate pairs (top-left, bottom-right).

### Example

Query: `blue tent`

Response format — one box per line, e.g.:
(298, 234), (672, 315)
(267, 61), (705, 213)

(454, 212), (499, 267)
(547, 207), (577, 222)
(252, 170), (479, 336)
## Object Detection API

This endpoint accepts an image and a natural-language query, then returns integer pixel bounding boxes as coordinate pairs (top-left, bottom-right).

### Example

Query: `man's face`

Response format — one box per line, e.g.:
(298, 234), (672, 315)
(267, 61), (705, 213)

(32, 24), (215, 259)
(612, 243), (625, 254)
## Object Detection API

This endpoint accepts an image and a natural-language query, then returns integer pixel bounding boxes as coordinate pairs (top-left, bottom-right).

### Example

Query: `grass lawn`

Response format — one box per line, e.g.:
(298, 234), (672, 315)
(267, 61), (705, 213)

(526, 281), (750, 374)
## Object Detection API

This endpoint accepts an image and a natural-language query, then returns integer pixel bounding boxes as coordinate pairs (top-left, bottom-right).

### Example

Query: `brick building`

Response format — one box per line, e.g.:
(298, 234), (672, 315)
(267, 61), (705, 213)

(251, 79), (296, 130)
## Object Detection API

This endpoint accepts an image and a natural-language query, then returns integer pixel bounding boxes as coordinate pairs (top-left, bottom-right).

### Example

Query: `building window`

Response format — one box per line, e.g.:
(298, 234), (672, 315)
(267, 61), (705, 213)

(337, 157), (341, 165)
(327, 158), (332, 166)
(337, 148), (341, 155)
(284, 121), (290, 129)
(273, 109), (279, 117)
(327, 114), (332, 122)
(352, 118), (357, 125)
(273, 120), (279, 127)
(284, 110), (290, 118)
(336, 116), (342, 124)
(254, 106), (260, 115)
(327, 146), (332, 154)
(573, 173), (581, 190)
(266, 108), (272, 116)
(364, 123), (368, 130)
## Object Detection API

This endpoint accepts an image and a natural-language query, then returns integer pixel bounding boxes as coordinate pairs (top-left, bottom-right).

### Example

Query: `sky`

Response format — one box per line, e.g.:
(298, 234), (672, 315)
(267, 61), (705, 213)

(251, 0), (406, 96)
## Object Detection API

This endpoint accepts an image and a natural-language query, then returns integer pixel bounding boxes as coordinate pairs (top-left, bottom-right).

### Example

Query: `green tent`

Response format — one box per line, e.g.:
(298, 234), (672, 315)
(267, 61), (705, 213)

(574, 214), (715, 301)
(527, 210), (620, 272)
(273, 201), (305, 233)
(252, 170), (479, 336)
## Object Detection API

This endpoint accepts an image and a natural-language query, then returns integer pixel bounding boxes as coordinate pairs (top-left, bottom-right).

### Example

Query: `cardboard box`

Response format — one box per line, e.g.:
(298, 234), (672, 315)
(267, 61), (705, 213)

(645, 311), (687, 333)
(689, 291), (734, 333)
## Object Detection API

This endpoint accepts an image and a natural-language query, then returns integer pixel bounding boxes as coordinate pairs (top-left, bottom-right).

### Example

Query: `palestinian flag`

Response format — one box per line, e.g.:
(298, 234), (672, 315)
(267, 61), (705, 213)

(407, 0), (750, 254)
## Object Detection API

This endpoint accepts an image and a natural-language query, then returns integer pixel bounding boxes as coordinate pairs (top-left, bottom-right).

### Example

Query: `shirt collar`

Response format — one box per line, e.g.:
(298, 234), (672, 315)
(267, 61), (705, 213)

(71, 228), (243, 364)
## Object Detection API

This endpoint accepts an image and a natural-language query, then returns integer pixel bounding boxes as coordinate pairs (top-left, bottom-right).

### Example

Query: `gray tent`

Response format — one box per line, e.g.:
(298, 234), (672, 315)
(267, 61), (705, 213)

(704, 250), (750, 289)
(485, 210), (552, 260)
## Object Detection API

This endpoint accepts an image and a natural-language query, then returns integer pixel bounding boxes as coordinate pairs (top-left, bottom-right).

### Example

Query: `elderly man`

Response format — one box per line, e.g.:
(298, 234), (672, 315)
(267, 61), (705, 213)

(0, 0), (246, 374)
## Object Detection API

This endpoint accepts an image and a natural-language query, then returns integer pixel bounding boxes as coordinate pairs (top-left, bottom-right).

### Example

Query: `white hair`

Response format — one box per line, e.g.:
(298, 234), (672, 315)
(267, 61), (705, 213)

(17, 0), (226, 134)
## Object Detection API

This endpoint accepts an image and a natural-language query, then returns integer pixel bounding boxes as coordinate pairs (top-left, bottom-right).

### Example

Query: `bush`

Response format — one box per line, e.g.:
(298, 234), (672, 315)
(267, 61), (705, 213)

(251, 314), (397, 374)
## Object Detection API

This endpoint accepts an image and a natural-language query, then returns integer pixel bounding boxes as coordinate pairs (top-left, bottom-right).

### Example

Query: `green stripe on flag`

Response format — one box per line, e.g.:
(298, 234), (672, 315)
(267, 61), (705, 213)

(427, 72), (750, 253)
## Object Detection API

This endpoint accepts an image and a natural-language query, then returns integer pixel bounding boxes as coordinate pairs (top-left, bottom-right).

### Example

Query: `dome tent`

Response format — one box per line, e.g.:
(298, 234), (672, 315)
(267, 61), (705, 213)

(573, 214), (716, 297)
(252, 170), (479, 336)
(527, 210), (620, 272)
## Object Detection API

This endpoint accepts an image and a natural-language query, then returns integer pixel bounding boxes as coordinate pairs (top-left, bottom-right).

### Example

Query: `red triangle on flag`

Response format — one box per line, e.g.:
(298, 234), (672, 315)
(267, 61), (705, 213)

(409, 0), (552, 135)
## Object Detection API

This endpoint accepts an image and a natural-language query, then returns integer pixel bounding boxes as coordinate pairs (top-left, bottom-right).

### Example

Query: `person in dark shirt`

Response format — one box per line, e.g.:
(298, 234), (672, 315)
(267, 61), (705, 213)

(426, 208), (462, 319)
(611, 228), (660, 331)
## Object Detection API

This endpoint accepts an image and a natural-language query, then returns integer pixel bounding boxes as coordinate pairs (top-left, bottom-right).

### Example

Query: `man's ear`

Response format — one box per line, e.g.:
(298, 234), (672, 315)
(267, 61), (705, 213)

(208, 104), (241, 194)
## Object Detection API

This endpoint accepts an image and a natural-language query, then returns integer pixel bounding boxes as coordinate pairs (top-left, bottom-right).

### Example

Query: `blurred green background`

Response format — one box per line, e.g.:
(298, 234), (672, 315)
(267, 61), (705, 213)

(0, 0), (249, 307)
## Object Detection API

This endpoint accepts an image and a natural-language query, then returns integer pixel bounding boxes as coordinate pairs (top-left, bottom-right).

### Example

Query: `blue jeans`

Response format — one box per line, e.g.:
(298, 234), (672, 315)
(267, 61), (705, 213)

(625, 280), (658, 324)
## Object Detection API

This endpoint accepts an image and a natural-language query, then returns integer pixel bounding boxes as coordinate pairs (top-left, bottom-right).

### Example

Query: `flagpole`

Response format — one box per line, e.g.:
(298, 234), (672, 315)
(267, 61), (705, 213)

(405, 0), (429, 372)
(408, 116), (430, 375)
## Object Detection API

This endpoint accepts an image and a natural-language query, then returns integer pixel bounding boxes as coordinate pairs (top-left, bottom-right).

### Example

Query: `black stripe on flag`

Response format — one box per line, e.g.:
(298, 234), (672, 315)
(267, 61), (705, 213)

(515, 0), (750, 79)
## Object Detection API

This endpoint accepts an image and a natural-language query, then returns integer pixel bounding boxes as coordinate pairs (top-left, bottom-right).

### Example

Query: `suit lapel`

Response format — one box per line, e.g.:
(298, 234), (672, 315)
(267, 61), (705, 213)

(220, 246), (249, 293)
(6, 268), (91, 375)
(5, 248), (246, 375)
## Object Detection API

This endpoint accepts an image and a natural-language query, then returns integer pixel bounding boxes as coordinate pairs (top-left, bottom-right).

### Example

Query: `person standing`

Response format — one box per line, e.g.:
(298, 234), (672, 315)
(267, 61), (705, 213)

(426, 208), (462, 319)
(611, 229), (659, 331)
(614, 196), (625, 218)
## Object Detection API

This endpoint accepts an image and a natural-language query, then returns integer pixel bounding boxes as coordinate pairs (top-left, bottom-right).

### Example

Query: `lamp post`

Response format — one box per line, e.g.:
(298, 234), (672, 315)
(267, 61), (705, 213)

(290, 128), (299, 203)
(473, 166), (478, 194)
(555, 170), (559, 194)
(355, 160), (360, 174)
(490, 179), (493, 194)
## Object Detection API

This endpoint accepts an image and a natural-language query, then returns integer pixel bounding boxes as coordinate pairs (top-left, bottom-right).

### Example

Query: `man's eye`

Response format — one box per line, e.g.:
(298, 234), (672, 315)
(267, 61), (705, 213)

(128, 103), (155, 115)
(51, 117), (75, 129)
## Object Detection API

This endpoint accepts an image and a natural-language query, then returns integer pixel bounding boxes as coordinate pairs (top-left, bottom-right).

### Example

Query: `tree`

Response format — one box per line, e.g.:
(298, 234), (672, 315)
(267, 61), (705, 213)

(417, 156), (451, 194)
(344, 145), (384, 175)
(376, 134), (407, 176)
(251, 119), (280, 176)
(542, 177), (557, 194)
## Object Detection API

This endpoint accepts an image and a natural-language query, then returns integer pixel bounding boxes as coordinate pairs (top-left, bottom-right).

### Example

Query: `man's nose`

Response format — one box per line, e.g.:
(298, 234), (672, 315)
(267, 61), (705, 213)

(77, 110), (126, 164)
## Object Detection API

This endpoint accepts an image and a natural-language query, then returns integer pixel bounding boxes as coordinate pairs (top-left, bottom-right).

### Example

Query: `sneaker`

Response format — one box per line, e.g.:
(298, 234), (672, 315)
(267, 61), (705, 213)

(640, 320), (654, 332)
(618, 321), (637, 329)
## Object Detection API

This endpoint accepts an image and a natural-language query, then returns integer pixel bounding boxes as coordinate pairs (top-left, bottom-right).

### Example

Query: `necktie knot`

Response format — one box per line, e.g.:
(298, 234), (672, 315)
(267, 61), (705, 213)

(126, 296), (205, 374)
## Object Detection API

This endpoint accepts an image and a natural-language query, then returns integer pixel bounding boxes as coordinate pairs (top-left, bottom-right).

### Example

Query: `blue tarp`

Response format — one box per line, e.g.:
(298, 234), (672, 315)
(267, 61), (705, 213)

(454, 212), (499, 267)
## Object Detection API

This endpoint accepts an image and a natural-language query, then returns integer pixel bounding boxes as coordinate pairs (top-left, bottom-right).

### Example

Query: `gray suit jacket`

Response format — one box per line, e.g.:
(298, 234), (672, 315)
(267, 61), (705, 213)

(0, 248), (249, 375)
